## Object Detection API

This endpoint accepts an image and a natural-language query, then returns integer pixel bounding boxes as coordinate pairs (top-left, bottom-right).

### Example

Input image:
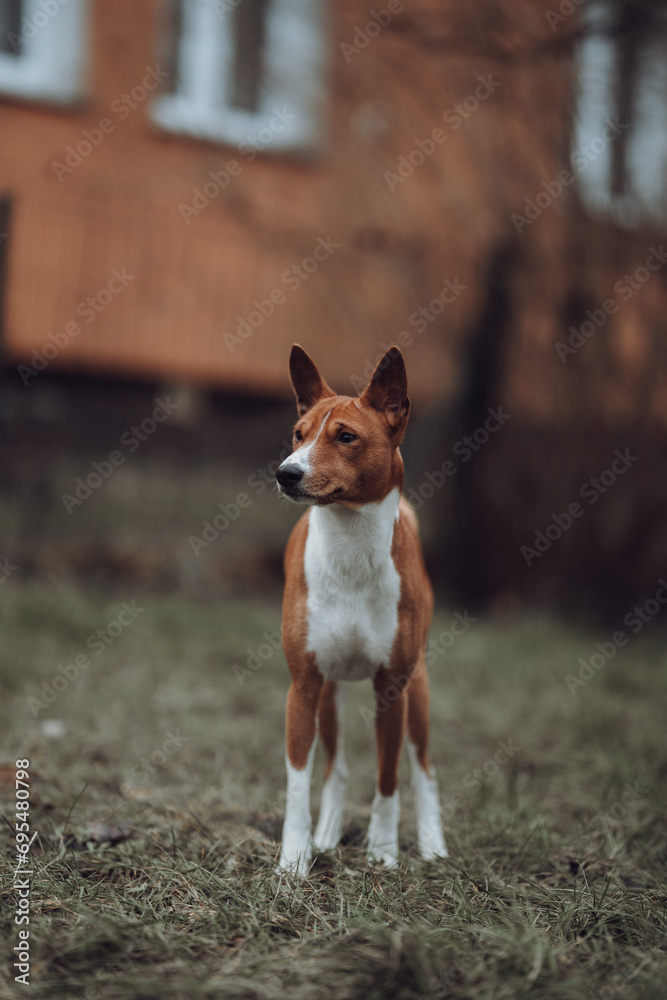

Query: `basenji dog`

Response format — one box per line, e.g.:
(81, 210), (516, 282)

(275, 345), (447, 875)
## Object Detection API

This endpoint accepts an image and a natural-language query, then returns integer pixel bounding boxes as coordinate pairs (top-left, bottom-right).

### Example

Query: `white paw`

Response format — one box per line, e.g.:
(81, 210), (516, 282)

(406, 744), (448, 860)
(367, 789), (400, 868)
(312, 824), (342, 852)
(418, 827), (448, 860)
(277, 845), (312, 877)
(313, 766), (347, 851)
(366, 845), (399, 868)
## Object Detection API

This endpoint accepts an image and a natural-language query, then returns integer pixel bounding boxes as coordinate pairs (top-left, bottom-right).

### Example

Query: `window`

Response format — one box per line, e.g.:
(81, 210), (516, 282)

(151, 0), (326, 154)
(0, 0), (87, 104)
(0, 1), (23, 55)
(573, 0), (667, 227)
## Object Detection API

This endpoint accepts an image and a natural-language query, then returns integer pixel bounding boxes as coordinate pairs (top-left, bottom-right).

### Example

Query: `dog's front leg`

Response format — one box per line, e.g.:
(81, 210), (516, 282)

(367, 668), (409, 867)
(278, 676), (322, 876)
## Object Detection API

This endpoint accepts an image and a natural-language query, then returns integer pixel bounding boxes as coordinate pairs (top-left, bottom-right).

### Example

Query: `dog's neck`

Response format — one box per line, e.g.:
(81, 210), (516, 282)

(308, 488), (400, 583)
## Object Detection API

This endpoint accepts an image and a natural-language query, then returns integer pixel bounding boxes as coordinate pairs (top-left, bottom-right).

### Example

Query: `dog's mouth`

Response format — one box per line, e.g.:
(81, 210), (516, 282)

(278, 484), (344, 505)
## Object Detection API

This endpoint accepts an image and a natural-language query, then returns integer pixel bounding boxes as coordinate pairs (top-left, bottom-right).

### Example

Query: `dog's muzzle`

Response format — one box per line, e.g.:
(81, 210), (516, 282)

(276, 462), (305, 495)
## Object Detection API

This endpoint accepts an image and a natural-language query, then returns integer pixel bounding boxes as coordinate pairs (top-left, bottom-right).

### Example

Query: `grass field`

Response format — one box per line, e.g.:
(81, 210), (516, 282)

(1, 581), (666, 1000)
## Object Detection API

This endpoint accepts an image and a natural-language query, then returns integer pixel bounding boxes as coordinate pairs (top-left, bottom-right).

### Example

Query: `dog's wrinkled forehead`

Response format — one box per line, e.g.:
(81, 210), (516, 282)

(286, 401), (334, 471)
(296, 393), (382, 437)
(292, 406), (331, 461)
(284, 397), (364, 473)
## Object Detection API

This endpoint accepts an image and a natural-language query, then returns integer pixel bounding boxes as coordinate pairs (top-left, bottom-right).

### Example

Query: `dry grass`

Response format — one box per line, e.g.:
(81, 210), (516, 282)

(1, 582), (666, 999)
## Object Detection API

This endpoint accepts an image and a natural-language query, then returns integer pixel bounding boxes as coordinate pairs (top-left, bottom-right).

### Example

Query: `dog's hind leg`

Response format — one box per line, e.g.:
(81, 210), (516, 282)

(313, 681), (348, 851)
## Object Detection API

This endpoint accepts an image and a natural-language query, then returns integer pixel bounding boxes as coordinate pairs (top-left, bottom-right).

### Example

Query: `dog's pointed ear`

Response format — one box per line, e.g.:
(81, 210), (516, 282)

(289, 345), (336, 416)
(360, 346), (410, 440)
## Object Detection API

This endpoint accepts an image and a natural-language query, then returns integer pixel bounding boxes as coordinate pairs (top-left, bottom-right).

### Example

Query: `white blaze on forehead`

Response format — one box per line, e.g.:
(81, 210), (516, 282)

(284, 410), (332, 473)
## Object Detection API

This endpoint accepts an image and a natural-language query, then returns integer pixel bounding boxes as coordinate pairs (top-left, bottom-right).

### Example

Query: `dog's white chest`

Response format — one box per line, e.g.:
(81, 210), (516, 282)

(303, 491), (401, 682)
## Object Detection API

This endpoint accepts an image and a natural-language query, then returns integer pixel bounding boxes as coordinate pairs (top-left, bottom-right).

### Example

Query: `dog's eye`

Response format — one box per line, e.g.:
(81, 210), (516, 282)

(294, 429), (302, 442)
(338, 432), (357, 444)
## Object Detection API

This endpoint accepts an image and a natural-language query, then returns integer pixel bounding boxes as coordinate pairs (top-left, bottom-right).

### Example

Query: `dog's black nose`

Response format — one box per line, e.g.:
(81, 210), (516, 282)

(276, 463), (304, 488)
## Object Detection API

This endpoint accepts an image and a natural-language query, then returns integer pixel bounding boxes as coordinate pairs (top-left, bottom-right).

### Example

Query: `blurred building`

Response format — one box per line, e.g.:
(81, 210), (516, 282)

(0, 0), (476, 404)
(1, 0), (665, 613)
